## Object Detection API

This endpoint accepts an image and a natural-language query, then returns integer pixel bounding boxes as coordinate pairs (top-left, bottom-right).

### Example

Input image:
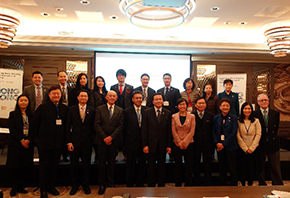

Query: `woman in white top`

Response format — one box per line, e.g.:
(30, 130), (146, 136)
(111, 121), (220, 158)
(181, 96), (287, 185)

(237, 102), (261, 186)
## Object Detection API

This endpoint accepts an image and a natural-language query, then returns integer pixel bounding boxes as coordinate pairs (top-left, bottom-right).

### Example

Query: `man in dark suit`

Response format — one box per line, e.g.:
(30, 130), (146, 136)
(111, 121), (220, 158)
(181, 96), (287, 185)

(94, 90), (123, 195)
(193, 97), (214, 186)
(66, 90), (95, 195)
(134, 73), (155, 107)
(254, 93), (283, 185)
(142, 93), (172, 187)
(110, 69), (133, 109)
(157, 73), (181, 114)
(34, 85), (68, 198)
(57, 70), (71, 107)
(124, 91), (147, 187)
(23, 71), (49, 113)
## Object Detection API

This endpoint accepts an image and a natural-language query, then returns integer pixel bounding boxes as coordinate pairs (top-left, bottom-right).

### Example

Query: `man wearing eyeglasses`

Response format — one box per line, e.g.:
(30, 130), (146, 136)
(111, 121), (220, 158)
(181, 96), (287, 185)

(254, 93), (283, 186)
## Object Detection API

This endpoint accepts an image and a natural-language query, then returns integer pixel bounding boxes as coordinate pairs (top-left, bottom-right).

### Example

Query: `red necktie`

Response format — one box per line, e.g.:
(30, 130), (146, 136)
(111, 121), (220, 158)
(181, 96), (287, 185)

(119, 84), (123, 95)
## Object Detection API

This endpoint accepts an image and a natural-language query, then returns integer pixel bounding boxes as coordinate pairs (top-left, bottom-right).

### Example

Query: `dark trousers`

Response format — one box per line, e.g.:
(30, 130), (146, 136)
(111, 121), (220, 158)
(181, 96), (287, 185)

(98, 143), (117, 186)
(217, 149), (238, 186)
(239, 149), (255, 186)
(255, 148), (283, 185)
(174, 143), (193, 186)
(126, 147), (146, 187)
(38, 148), (62, 190)
(9, 167), (31, 188)
(147, 149), (166, 187)
(193, 143), (212, 185)
(70, 146), (92, 187)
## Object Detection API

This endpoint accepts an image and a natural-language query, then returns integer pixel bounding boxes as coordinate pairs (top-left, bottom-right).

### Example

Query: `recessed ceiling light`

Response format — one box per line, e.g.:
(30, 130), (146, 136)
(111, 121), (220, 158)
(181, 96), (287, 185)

(41, 12), (50, 17)
(55, 7), (64, 12)
(80, 0), (90, 5)
(239, 21), (247, 25)
(211, 7), (219, 11)
(224, 21), (231, 25)
(109, 15), (119, 20)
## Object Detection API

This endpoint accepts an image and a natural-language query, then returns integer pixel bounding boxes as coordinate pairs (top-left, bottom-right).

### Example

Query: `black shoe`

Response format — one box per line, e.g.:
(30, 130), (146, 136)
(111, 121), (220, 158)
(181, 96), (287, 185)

(83, 186), (91, 195)
(48, 187), (59, 195)
(10, 188), (17, 197)
(17, 186), (28, 194)
(40, 190), (48, 198)
(98, 186), (106, 195)
(69, 186), (78, 195)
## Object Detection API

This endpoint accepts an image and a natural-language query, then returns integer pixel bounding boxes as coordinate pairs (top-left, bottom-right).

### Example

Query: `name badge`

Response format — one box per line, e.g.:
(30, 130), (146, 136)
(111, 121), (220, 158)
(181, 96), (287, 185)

(163, 101), (169, 106)
(187, 107), (192, 112)
(56, 119), (62, 125)
(141, 101), (146, 106)
(23, 129), (29, 136)
(221, 135), (225, 141)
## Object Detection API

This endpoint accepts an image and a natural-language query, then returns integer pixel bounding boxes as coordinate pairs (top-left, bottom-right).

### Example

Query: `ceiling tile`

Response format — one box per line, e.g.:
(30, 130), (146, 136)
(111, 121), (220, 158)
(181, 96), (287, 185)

(255, 5), (290, 17)
(75, 11), (104, 22)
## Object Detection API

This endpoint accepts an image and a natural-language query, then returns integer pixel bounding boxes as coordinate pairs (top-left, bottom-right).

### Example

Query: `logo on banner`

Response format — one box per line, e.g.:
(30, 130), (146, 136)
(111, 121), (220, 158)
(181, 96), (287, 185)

(0, 88), (20, 101)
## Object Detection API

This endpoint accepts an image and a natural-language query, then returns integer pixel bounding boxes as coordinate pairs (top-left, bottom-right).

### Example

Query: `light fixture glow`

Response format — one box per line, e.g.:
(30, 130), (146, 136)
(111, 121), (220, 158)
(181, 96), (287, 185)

(0, 7), (21, 48)
(119, 0), (196, 29)
(264, 26), (290, 57)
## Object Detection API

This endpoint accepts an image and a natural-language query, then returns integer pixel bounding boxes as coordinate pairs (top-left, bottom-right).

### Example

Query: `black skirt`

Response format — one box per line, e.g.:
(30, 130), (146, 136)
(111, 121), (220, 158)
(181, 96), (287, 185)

(6, 145), (34, 168)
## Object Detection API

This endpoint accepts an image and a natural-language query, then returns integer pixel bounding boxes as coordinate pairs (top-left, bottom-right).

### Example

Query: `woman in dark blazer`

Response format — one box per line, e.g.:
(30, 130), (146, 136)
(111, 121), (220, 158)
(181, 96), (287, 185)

(90, 76), (107, 109)
(202, 83), (219, 115)
(212, 98), (238, 186)
(69, 73), (91, 106)
(6, 94), (34, 196)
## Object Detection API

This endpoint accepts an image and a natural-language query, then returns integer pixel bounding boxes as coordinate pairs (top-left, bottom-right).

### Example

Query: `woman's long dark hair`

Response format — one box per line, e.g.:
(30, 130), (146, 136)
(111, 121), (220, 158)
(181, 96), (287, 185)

(93, 76), (107, 93)
(14, 94), (32, 117)
(202, 83), (215, 98)
(239, 102), (255, 123)
(76, 73), (88, 89)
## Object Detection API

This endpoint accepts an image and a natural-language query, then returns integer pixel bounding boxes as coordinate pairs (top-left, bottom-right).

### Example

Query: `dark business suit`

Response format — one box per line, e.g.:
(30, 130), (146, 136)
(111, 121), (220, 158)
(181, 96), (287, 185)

(157, 87), (181, 114)
(7, 111), (34, 188)
(34, 100), (68, 190)
(23, 84), (49, 112)
(66, 105), (95, 188)
(124, 105), (147, 187)
(59, 85), (72, 106)
(94, 104), (123, 186)
(110, 83), (134, 109)
(142, 107), (172, 187)
(254, 108), (283, 185)
(193, 110), (214, 185)
(212, 113), (238, 185)
(134, 86), (155, 107)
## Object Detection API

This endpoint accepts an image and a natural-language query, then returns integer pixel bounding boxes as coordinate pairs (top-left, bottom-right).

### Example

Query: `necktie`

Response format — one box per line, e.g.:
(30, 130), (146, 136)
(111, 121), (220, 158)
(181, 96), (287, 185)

(199, 112), (203, 119)
(80, 106), (85, 122)
(165, 87), (169, 100)
(137, 108), (141, 127)
(157, 109), (161, 124)
(263, 110), (268, 127)
(143, 88), (147, 101)
(62, 87), (66, 103)
(109, 106), (113, 120)
(36, 86), (41, 109)
(119, 84), (123, 95)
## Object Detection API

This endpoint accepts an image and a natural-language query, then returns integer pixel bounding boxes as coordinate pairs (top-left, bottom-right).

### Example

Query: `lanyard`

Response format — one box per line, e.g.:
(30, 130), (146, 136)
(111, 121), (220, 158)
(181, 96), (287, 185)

(244, 121), (251, 133)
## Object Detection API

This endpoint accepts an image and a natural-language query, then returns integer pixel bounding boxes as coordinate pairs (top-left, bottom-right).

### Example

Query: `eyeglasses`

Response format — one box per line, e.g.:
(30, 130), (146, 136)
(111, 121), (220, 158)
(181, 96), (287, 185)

(258, 99), (269, 102)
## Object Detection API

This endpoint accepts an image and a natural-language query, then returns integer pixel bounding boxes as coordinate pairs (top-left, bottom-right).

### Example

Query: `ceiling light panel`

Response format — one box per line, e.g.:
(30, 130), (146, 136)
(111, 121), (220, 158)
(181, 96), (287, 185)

(188, 17), (219, 27)
(255, 5), (290, 17)
(75, 11), (104, 22)
(3, 0), (38, 6)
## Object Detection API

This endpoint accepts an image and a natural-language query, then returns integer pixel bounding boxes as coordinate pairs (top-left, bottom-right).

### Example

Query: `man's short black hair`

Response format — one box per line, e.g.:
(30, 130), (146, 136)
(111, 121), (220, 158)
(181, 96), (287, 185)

(141, 73), (150, 79)
(32, 71), (43, 77)
(48, 85), (61, 93)
(152, 92), (162, 101)
(57, 70), (67, 77)
(116, 69), (127, 77)
(132, 90), (143, 98)
(223, 79), (233, 85)
(195, 96), (206, 104)
(77, 89), (89, 97)
(163, 73), (171, 78)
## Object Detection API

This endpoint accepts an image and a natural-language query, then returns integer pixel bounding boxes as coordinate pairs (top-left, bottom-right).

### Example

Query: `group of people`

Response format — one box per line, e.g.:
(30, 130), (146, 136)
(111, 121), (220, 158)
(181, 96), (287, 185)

(6, 69), (284, 198)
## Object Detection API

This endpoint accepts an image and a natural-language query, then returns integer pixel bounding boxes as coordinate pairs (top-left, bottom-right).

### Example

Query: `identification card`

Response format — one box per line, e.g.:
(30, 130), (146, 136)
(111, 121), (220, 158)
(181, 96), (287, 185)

(23, 129), (29, 136)
(56, 119), (62, 125)
(141, 101), (146, 106)
(163, 101), (169, 106)
(187, 107), (192, 112)
(221, 135), (225, 141)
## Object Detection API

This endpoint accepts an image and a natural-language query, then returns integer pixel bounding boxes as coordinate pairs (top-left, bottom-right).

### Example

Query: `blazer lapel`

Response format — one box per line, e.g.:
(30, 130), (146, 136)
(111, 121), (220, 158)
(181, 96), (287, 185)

(258, 109), (266, 128)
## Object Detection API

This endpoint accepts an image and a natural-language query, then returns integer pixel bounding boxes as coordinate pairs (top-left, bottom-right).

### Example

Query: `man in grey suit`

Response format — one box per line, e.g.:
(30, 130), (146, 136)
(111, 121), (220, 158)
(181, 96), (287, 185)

(23, 71), (49, 113)
(94, 90), (123, 195)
